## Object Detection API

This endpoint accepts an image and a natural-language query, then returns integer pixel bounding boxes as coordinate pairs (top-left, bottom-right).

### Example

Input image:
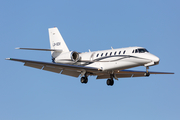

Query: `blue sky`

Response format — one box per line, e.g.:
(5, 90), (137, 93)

(1, 0), (179, 120)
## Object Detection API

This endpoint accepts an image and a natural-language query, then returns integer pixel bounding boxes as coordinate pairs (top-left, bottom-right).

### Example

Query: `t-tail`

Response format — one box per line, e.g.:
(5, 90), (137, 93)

(15, 27), (79, 64)
(48, 27), (70, 62)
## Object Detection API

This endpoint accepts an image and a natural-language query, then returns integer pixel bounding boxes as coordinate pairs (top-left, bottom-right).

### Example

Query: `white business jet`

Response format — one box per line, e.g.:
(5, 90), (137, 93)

(6, 27), (174, 86)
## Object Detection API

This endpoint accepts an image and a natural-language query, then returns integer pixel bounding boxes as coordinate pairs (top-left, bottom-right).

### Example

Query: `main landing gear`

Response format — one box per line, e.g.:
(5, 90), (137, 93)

(106, 79), (114, 86)
(106, 74), (115, 86)
(81, 76), (88, 84)
(80, 72), (88, 84)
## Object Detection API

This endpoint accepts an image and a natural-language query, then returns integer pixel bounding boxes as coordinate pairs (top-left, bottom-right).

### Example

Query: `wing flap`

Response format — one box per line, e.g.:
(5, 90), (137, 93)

(96, 70), (174, 79)
(132, 74), (145, 77)
(116, 74), (133, 78)
(43, 65), (62, 73)
(24, 62), (43, 69)
(61, 70), (80, 77)
(118, 70), (174, 74)
(96, 75), (110, 79)
(96, 74), (143, 79)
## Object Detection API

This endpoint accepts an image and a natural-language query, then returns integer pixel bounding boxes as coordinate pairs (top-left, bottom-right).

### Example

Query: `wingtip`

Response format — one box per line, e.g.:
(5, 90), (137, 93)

(6, 58), (11, 60)
(15, 47), (20, 49)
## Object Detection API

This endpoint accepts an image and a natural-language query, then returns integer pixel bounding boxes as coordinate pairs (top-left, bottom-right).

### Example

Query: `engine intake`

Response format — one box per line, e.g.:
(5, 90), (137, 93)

(71, 51), (80, 62)
(55, 51), (80, 64)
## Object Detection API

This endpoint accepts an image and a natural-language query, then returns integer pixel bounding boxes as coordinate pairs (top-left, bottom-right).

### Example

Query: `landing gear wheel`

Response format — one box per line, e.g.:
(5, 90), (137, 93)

(144, 72), (150, 77)
(106, 79), (114, 86)
(81, 77), (88, 84)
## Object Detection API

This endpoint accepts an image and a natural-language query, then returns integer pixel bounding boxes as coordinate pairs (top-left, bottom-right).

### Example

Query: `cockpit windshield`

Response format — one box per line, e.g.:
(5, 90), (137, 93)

(134, 48), (149, 53)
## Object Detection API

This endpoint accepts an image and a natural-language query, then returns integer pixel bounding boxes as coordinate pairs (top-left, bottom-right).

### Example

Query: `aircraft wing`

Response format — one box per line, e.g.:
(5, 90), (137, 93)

(6, 58), (174, 79)
(96, 70), (174, 79)
(6, 58), (100, 78)
(118, 70), (174, 74)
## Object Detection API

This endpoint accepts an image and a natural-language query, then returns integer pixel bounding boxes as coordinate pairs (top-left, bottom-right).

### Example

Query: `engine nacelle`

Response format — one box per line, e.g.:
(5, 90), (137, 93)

(55, 51), (80, 64)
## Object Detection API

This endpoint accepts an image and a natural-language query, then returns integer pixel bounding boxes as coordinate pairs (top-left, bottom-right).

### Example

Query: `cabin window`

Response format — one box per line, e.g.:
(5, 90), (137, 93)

(135, 49), (138, 53)
(132, 50), (134, 53)
(105, 53), (108, 56)
(114, 51), (117, 55)
(123, 50), (126, 54)
(119, 51), (121, 54)
(101, 53), (103, 56)
(110, 52), (112, 56)
(96, 54), (99, 57)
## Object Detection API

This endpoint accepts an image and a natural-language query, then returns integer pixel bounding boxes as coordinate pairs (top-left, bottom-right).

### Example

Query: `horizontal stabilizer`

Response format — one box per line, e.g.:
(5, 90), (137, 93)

(16, 48), (62, 52)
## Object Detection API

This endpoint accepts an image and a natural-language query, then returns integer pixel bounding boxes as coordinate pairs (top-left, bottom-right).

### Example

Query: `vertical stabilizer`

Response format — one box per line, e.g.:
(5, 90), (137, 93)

(48, 27), (69, 58)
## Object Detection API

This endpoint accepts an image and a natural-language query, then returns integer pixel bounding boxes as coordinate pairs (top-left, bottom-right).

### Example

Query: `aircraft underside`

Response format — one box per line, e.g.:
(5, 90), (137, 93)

(79, 66), (151, 86)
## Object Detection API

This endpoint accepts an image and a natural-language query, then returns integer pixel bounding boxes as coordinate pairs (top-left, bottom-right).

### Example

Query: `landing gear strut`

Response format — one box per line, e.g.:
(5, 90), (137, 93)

(80, 72), (88, 84)
(144, 66), (150, 76)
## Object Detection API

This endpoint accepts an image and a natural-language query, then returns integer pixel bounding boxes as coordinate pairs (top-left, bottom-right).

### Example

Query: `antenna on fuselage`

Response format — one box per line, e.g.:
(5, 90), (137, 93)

(111, 47), (114, 49)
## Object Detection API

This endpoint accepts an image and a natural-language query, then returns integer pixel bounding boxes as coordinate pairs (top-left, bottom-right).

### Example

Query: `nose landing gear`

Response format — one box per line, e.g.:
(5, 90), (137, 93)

(144, 66), (150, 77)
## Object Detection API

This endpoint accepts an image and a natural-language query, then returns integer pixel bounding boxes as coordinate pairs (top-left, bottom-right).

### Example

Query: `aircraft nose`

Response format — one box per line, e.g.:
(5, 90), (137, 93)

(144, 54), (160, 67)
(152, 56), (160, 65)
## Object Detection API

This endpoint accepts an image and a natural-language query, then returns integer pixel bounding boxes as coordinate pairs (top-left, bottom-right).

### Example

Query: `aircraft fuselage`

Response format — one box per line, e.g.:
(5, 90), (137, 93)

(55, 47), (160, 71)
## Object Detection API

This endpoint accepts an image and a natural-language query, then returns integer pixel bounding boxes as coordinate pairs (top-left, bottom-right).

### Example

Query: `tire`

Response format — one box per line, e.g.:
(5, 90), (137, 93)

(110, 79), (114, 86)
(81, 77), (85, 83)
(84, 77), (88, 84)
(107, 79), (114, 86)
(106, 79), (111, 85)
(81, 77), (88, 84)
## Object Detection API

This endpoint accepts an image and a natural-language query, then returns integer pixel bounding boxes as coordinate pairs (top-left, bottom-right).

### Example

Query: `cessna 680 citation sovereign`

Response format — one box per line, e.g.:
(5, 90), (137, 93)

(6, 27), (174, 86)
